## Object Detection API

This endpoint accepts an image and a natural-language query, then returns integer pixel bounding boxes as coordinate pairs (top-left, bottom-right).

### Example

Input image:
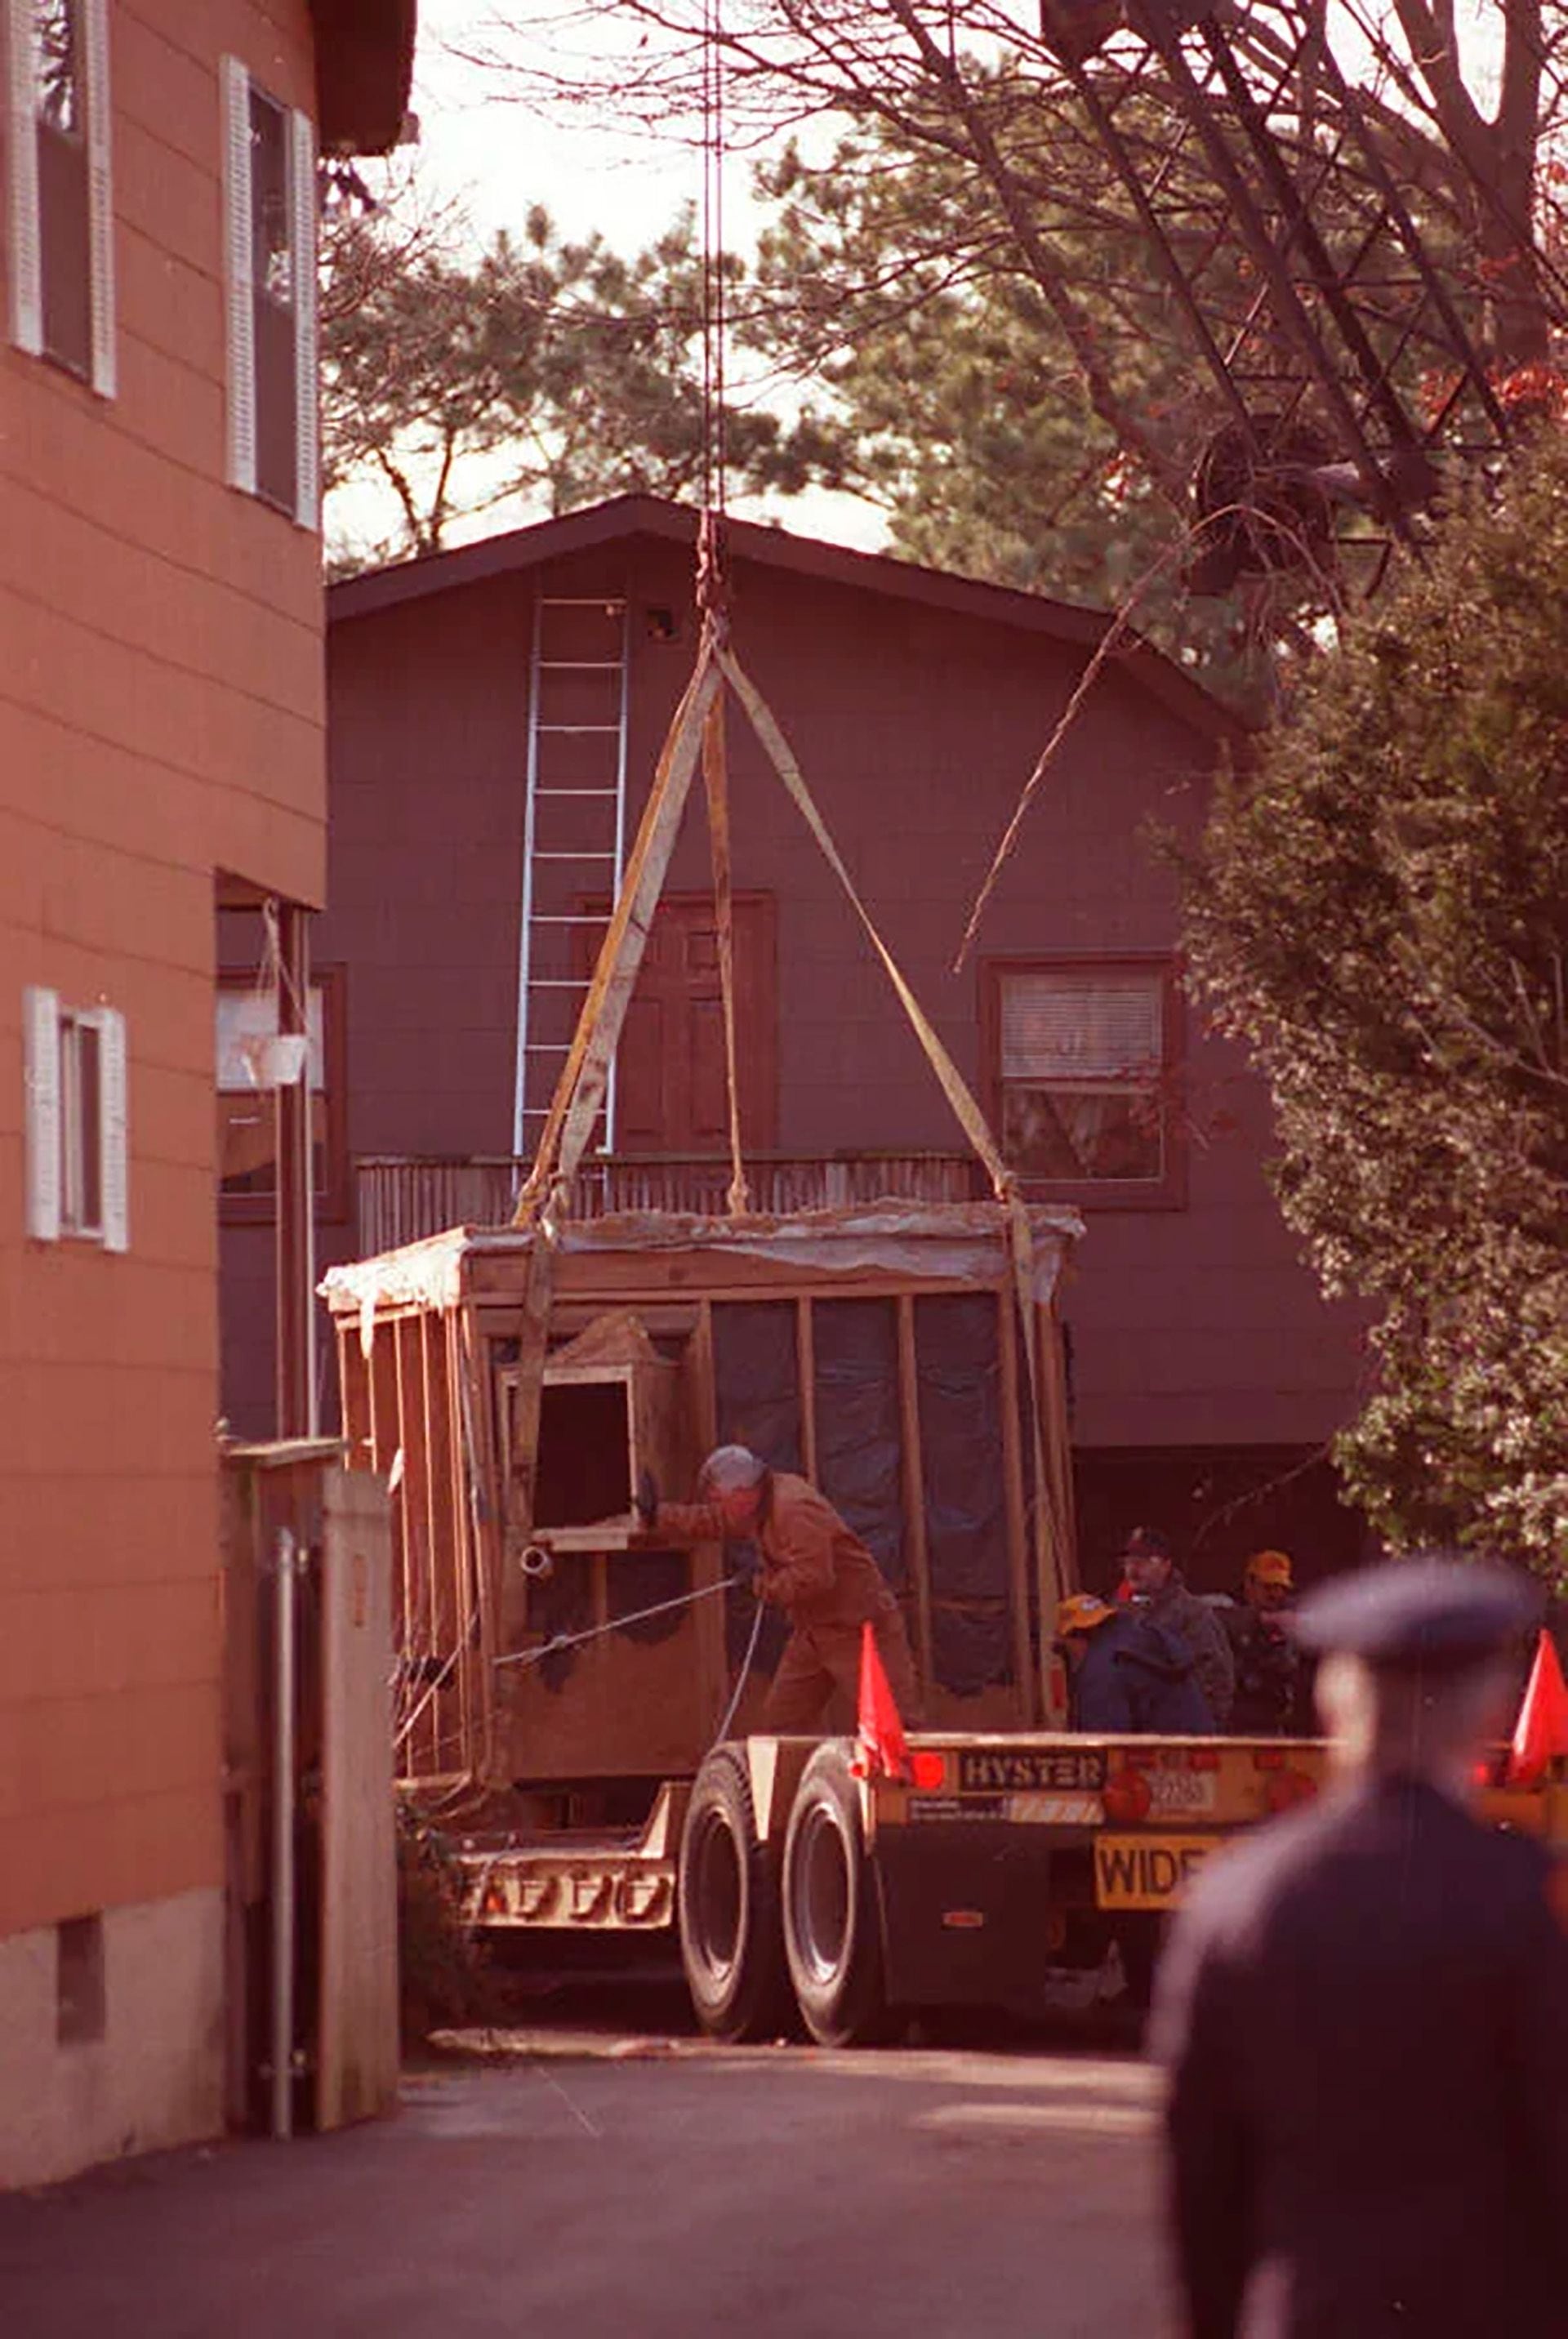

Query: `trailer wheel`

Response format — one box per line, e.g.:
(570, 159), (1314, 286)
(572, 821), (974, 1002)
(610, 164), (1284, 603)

(782, 1743), (896, 2047)
(678, 1747), (789, 2043)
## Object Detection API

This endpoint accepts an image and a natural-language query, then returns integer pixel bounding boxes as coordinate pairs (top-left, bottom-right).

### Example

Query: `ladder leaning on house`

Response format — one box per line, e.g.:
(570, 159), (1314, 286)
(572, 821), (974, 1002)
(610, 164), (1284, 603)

(510, 594), (631, 1167)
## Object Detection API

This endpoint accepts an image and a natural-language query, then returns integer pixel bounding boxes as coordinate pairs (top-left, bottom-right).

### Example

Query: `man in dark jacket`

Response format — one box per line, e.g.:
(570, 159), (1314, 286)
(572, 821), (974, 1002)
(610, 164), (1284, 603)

(1059, 1593), (1214, 1733)
(1153, 1557), (1568, 2339)
(1120, 1526), (1236, 1727)
(1223, 1548), (1305, 1735)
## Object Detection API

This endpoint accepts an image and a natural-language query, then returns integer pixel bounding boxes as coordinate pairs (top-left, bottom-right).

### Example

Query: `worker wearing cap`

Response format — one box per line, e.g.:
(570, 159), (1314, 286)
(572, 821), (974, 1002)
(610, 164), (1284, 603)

(1120, 1526), (1236, 1728)
(1223, 1549), (1304, 1736)
(639, 1444), (920, 1731)
(1058, 1593), (1214, 1735)
(1154, 1556), (1568, 2338)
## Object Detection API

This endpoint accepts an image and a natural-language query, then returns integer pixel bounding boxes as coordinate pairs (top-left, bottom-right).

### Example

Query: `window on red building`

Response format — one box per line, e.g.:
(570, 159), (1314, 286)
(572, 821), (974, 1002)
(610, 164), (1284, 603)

(987, 958), (1183, 1205)
(5, 0), (115, 394)
(221, 55), (318, 526)
(216, 967), (347, 1223)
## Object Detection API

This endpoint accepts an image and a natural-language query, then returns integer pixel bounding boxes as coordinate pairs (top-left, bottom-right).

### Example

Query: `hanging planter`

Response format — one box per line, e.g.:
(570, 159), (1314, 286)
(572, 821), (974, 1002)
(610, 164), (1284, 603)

(240, 1031), (310, 1089)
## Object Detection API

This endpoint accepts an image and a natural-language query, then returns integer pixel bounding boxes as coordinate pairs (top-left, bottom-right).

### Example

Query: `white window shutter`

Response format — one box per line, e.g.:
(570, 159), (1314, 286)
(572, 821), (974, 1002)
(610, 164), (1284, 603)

(221, 55), (256, 492)
(97, 1007), (129, 1252)
(23, 986), (61, 1241)
(83, 0), (115, 397)
(289, 107), (319, 530)
(5, 0), (43, 356)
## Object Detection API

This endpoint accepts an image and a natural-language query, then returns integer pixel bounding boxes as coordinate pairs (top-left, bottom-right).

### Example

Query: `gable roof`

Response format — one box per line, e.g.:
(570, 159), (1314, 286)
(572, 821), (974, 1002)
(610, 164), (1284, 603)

(327, 495), (1248, 746)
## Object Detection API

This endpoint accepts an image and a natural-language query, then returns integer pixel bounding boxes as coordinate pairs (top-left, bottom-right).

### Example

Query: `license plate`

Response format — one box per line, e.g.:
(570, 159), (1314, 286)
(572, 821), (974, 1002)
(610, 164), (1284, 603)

(956, 1747), (1107, 1794)
(1095, 1833), (1221, 1909)
(1147, 1768), (1218, 1818)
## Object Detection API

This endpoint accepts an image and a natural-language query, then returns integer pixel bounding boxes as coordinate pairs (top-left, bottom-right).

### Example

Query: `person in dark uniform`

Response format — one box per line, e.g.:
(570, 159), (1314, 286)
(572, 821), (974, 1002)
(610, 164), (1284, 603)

(1152, 1557), (1568, 2339)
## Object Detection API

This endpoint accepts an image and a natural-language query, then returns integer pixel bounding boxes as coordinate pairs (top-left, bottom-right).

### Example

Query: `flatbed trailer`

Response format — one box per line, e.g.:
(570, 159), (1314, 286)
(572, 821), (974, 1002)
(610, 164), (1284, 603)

(324, 1210), (1567, 2043)
(450, 1725), (1567, 2043)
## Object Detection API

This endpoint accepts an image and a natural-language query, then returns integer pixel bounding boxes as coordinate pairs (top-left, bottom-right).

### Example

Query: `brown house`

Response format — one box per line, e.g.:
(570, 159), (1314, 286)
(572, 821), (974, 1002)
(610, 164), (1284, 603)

(2, 0), (413, 2186)
(223, 497), (1368, 1587)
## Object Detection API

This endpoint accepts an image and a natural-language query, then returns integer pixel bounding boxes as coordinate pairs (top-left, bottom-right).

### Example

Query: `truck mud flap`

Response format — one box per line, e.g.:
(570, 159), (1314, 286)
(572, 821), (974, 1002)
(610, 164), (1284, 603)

(871, 1822), (1062, 2012)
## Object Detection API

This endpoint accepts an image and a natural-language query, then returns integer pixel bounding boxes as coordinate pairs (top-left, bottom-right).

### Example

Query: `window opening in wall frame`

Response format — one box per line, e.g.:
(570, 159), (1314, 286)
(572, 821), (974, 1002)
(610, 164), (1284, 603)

(23, 985), (128, 1247)
(221, 54), (318, 526)
(216, 965), (347, 1223)
(983, 956), (1184, 1208)
(6, 0), (115, 392)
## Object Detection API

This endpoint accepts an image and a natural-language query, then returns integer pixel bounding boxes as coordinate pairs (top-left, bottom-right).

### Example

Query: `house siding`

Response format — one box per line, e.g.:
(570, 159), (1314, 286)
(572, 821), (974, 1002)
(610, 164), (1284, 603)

(2, 0), (329, 2185)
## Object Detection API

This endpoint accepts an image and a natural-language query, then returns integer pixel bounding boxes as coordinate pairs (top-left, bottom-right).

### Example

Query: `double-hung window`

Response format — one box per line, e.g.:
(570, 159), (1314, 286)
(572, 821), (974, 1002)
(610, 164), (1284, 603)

(23, 986), (128, 1248)
(988, 958), (1182, 1205)
(221, 56), (318, 525)
(5, 0), (115, 392)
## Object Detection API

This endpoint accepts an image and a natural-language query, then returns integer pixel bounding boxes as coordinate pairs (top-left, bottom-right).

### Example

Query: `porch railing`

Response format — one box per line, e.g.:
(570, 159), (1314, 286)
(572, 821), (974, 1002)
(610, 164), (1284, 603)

(354, 1151), (990, 1256)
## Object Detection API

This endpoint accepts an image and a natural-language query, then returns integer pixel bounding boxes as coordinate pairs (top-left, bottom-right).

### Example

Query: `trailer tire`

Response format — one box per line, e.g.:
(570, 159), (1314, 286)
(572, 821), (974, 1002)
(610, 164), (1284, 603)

(679, 1746), (789, 2043)
(782, 1742), (896, 2047)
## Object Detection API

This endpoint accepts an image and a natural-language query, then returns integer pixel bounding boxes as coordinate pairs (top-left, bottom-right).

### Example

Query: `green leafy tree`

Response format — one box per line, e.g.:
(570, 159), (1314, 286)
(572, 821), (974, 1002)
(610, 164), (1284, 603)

(1186, 436), (1568, 1579)
(321, 198), (829, 567)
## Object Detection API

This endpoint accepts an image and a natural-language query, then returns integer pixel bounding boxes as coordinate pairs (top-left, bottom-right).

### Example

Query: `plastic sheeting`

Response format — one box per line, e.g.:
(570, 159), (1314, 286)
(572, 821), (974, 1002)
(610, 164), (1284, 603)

(915, 1293), (1013, 1696)
(813, 1299), (906, 1593)
(713, 1301), (800, 1677)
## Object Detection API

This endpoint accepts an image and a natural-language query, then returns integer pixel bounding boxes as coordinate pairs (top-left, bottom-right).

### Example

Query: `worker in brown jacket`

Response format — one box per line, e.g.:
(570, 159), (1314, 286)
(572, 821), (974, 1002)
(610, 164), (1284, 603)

(642, 1443), (921, 1731)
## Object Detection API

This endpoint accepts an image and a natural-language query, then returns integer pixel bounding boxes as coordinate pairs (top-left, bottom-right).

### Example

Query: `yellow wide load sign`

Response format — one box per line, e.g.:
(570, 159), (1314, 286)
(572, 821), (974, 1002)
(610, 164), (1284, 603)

(1095, 1833), (1220, 1909)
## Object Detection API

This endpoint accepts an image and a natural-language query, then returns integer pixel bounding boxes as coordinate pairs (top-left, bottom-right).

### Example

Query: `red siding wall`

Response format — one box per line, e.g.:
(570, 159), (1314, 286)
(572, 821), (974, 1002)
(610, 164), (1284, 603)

(2, 0), (326, 1945)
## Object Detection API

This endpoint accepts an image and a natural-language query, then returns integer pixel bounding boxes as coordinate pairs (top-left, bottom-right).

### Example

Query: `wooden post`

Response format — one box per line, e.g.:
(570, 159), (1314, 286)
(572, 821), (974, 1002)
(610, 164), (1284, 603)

(796, 1296), (817, 1481)
(316, 1467), (399, 2131)
(690, 1298), (727, 1722)
(274, 898), (314, 1437)
(996, 1288), (1036, 1725)
(896, 1296), (934, 1700)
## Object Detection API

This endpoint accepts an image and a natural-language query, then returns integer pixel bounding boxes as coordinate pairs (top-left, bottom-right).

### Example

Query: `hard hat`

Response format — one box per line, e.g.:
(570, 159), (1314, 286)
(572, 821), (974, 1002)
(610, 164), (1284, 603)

(1057, 1593), (1116, 1637)
(1246, 1548), (1294, 1588)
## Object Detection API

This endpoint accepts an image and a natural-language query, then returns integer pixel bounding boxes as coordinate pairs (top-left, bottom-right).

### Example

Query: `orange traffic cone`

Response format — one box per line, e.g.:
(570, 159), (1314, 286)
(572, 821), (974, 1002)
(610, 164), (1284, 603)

(1507, 1630), (1568, 1787)
(853, 1619), (911, 1782)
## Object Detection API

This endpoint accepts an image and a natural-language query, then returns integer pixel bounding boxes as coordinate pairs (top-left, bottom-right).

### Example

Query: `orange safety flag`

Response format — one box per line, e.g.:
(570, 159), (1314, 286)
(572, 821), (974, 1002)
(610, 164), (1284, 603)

(853, 1620), (911, 1782)
(1507, 1629), (1568, 1787)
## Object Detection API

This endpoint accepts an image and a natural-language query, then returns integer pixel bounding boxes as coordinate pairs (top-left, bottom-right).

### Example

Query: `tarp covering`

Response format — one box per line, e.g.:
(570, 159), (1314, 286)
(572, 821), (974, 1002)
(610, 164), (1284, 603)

(813, 1299), (906, 1593)
(713, 1301), (800, 1677)
(915, 1293), (1013, 1695)
(320, 1201), (1083, 1321)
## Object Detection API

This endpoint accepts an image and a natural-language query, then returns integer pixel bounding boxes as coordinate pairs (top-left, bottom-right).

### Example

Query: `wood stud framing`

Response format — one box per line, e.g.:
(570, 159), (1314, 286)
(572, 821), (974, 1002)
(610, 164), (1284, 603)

(333, 1218), (1077, 1786)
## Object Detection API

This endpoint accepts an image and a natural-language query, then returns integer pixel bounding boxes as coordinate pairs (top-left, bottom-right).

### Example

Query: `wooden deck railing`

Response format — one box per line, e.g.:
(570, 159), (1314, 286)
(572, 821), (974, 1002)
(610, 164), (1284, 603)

(354, 1151), (990, 1254)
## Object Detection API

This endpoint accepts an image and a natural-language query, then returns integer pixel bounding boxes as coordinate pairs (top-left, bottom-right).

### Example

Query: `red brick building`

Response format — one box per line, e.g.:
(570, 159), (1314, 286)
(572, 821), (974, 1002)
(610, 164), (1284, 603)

(222, 497), (1368, 1586)
(2, 0), (413, 2187)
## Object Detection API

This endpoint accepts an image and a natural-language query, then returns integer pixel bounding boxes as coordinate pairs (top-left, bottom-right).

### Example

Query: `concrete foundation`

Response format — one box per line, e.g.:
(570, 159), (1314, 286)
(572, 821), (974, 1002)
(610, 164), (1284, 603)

(0, 1887), (225, 2190)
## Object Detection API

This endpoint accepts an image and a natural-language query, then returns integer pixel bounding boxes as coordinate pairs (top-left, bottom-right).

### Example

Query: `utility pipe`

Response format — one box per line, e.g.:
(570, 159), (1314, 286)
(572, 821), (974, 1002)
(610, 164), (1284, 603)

(270, 1526), (298, 2141)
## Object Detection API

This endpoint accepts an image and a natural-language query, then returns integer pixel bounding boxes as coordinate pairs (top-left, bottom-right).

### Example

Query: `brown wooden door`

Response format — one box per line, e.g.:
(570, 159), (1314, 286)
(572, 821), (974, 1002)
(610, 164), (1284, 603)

(600, 894), (777, 1152)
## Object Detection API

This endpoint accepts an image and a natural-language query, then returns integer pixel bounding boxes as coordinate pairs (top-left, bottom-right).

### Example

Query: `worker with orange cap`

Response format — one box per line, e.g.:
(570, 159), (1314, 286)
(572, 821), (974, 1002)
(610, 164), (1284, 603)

(1224, 1548), (1304, 1735)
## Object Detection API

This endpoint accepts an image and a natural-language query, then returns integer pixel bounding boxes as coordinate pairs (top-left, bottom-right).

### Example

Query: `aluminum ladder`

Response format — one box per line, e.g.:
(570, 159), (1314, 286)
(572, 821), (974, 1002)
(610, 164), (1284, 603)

(511, 594), (630, 1164)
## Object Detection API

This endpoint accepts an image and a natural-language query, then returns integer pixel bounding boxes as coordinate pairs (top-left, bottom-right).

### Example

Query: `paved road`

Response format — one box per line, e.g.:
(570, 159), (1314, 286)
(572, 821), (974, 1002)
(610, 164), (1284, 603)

(0, 2034), (1174, 2339)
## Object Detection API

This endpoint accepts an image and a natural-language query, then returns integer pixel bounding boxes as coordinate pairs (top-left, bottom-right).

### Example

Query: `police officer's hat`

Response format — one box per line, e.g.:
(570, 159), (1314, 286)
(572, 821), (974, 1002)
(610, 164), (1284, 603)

(1290, 1557), (1540, 1670)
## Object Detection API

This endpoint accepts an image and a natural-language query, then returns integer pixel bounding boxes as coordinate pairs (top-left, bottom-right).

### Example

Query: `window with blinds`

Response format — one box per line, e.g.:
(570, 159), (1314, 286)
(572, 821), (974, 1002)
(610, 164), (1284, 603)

(6, 0), (115, 394)
(991, 962), (1174, 1193)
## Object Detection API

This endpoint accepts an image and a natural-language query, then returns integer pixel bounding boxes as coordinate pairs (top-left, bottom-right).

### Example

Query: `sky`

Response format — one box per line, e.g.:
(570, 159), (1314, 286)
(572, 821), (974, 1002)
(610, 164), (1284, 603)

(326, 2), (882, 561)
